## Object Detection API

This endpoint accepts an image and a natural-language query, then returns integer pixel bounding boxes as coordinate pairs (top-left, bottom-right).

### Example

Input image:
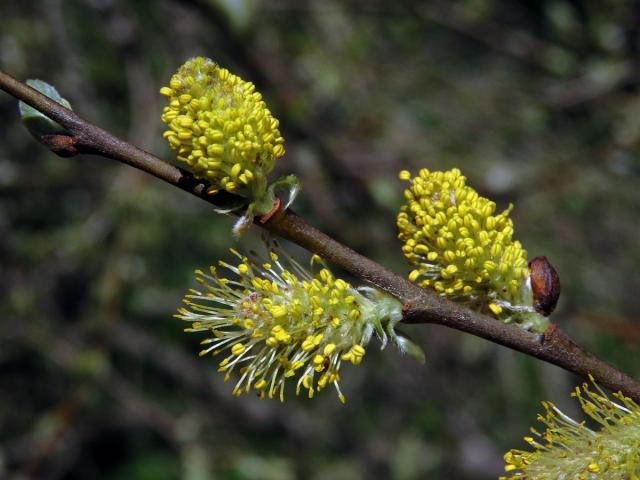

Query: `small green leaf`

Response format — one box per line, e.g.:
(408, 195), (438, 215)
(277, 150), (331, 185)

(19, 79), (72, 138)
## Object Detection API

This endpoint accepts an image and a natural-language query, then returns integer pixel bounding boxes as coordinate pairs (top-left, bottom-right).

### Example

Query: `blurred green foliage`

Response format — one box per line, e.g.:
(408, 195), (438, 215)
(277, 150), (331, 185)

(1, 1), (639, 479)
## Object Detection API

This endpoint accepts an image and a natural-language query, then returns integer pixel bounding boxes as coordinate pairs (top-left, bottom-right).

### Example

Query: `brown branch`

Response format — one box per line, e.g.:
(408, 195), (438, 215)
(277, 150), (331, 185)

(2, 69), (639, 402)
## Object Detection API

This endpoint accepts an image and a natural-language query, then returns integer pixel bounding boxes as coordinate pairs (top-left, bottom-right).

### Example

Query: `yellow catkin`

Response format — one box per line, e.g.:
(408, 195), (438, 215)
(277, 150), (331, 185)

(397, 168), (532, 320)
(160, 57), (285, 197)
(176, 243), (402, 403)
(501, 378), (640, 479)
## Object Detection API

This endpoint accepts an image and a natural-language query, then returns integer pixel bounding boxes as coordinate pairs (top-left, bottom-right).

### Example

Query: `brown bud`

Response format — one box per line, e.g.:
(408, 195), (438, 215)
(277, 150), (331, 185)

(258, 196), (282, 224)
(40, 134), (78, 157)
(529, 256), (561, 316)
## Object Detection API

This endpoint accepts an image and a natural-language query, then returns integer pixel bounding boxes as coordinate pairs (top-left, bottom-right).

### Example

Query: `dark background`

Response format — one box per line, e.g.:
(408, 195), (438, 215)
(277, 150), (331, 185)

(1, 1), (639, 479)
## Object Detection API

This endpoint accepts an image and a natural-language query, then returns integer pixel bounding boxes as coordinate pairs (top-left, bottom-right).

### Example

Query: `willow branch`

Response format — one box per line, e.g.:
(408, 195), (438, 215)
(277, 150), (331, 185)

(2, 69), (639, 402)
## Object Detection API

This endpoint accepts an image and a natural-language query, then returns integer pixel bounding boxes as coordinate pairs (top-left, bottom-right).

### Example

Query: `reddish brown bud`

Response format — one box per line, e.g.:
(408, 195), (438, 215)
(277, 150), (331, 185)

(529, 256), (561, 316)
(258, 196), (282, 224)
(40, 134), (78, 157)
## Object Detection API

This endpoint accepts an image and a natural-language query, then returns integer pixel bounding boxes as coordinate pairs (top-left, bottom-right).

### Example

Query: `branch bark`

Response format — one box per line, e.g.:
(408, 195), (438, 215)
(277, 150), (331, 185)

(2, 69), (639, 402)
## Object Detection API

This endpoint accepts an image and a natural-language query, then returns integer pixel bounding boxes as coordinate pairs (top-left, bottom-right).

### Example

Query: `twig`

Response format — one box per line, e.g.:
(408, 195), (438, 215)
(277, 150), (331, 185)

(2, 69), (639, 402)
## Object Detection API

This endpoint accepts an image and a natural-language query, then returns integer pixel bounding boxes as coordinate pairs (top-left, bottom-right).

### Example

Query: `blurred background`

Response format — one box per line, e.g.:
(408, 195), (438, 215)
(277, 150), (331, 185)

(1, 1), (640, 479)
